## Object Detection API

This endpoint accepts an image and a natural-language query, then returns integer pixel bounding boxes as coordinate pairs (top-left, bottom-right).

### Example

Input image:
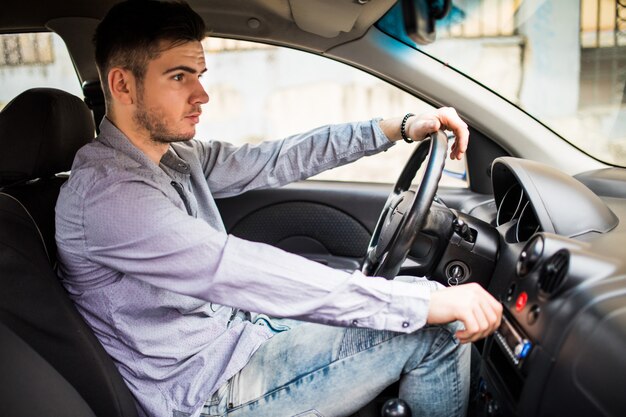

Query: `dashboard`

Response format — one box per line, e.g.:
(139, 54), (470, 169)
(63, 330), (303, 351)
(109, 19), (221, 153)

(473, 157), (626, 417)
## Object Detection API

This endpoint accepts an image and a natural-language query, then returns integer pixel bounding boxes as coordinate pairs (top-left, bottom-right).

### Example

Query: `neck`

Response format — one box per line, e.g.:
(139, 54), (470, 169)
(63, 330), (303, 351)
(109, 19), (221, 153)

(106, 113), (169, 165)
(129, 135), (169, 165)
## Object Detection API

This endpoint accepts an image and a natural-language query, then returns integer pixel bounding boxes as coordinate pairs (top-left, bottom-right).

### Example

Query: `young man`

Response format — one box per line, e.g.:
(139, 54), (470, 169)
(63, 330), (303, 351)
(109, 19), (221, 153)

(56, 1), (502, 416)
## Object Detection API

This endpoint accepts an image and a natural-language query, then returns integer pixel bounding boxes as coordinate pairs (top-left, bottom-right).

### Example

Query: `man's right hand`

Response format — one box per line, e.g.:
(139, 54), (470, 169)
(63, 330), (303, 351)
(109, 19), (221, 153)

(427, 283), (503, 344)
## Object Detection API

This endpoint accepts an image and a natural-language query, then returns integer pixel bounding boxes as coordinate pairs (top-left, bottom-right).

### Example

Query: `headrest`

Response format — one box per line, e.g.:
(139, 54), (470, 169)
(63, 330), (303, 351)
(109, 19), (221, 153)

(0, 88), (95, 186)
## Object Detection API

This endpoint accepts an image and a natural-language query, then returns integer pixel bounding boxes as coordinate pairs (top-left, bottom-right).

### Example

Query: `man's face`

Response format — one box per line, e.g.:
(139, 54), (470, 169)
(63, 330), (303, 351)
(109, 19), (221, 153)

(133, 40), (209, 143)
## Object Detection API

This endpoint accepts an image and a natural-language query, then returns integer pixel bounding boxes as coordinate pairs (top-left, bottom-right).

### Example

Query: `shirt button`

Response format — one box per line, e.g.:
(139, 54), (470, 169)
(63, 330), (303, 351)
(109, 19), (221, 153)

(402, 321), (410, 328)
(352, 319), (358, 326)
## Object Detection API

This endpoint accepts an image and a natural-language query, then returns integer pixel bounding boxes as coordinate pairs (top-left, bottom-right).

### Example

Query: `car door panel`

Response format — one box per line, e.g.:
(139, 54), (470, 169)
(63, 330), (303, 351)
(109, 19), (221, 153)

(215, 181), (492, 269)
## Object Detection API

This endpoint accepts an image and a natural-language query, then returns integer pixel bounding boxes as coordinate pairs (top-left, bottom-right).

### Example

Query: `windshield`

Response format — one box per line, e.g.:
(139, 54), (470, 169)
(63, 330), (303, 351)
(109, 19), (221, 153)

(380, 0), (626, 167)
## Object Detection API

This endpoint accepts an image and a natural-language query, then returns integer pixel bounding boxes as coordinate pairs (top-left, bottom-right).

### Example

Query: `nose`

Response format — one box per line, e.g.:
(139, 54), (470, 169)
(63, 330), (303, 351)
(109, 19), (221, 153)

(191, 79), (209, 105)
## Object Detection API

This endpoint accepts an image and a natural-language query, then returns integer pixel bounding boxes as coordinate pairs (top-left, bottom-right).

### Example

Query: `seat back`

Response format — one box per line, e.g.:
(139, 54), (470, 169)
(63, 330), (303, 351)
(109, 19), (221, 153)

(0, 322), (97, 417)
(0, 88), (138, 417)
(0, 87), (96, 263)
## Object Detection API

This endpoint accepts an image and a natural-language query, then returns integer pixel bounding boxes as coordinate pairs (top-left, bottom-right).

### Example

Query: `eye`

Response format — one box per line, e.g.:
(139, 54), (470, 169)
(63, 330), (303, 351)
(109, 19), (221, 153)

(172, 73), (184, 81)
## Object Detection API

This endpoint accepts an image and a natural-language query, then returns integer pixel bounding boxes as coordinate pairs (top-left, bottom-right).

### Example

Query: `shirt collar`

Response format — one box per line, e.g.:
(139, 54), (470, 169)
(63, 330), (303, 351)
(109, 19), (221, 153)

(98, 117), (190, 175)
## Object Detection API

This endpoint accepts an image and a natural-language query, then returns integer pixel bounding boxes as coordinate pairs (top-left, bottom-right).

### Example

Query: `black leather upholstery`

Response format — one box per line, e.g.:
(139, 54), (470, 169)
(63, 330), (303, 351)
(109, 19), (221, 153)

(0, 88), (95, 264)
(0, 88), (139, 417)
(0, 87), (95, 185)
(4, 177), (68, 264)
(0, 322), (97, 417)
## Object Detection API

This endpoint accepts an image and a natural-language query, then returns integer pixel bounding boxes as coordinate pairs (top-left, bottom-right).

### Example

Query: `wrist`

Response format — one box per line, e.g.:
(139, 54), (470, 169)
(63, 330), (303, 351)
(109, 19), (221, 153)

(378, 115), (414, 142)
(400, 113), (415, 143)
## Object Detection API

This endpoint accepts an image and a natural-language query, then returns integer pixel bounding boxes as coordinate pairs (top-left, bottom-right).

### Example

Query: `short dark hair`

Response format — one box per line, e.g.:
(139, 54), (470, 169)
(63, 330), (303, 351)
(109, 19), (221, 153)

(94, 0), (206, 103)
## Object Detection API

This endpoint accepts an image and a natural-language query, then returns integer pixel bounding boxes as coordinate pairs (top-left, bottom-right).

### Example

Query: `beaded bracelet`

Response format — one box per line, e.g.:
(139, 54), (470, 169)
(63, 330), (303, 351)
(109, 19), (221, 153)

(401, 113), (415, 143)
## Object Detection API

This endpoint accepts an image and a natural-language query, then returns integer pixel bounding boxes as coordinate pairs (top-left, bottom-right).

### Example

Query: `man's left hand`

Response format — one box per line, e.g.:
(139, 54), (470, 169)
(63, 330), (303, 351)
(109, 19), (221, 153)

(379, 107), (469, 160)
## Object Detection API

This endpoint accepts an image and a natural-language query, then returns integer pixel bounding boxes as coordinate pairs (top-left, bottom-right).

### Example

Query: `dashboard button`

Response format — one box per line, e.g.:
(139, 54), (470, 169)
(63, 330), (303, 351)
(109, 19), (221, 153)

(514, 339), (532, 360)
(506, 283), (516, 302)
(515, 291), (528, 312)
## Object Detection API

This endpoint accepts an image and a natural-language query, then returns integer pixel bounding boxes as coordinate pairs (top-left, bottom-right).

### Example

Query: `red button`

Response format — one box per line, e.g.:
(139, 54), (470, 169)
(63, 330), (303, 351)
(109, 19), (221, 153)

(515, 292), (528, 312)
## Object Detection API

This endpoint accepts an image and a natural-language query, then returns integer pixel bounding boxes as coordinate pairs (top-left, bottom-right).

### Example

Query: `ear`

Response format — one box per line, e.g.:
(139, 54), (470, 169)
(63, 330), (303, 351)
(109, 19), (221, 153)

(107, 67), (137, 106)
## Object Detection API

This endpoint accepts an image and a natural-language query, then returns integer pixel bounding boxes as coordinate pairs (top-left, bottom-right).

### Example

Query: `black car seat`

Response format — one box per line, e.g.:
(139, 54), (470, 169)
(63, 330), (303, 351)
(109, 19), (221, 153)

(0, 88), (139, 417)
(0, 322), (97, 417)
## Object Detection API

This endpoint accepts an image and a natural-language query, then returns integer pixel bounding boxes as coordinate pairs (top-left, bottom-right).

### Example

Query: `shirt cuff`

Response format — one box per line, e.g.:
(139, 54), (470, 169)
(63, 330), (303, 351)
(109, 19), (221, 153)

(383, 279), (431, 333)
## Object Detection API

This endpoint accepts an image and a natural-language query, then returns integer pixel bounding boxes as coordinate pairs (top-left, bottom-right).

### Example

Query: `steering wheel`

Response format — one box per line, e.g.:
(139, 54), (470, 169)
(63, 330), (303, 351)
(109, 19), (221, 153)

(361, 130), (449, 279)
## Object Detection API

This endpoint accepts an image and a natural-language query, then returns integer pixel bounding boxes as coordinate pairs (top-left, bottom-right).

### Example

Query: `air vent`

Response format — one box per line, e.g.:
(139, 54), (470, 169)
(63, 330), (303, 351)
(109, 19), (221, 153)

(538, 250), (569, 296)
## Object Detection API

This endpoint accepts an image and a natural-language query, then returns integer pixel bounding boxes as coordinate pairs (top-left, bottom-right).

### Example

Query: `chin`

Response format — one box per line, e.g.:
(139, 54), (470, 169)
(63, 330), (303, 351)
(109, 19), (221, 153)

(172, 128), (196, 142)
(173, 135), (194, 143)
(182, 131), (196, 141)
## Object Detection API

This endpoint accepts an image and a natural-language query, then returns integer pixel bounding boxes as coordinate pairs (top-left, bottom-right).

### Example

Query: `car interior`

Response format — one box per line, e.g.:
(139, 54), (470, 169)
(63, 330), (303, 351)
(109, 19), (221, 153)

(0, 88), (138, 416)
(1, 1), (626, 417)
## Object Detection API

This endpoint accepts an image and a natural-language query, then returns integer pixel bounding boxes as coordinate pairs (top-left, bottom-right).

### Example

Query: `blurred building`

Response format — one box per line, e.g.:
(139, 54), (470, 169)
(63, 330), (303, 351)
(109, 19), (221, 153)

(1, 0), (625, 171)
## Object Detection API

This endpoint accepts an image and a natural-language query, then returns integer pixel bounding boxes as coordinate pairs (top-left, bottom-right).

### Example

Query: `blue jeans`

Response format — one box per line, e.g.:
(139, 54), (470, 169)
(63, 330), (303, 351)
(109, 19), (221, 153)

(201, 319), (470, 417)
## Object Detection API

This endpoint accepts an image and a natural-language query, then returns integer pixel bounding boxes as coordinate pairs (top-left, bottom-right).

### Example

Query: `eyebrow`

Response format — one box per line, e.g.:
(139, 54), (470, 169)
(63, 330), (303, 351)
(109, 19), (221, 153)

(162, 65), (208, 75)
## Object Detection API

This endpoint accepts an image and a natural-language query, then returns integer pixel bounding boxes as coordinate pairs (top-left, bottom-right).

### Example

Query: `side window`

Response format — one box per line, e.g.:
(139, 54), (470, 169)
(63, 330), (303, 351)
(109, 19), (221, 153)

(199, 38), (467, 188)
(0, 33), (82, 109)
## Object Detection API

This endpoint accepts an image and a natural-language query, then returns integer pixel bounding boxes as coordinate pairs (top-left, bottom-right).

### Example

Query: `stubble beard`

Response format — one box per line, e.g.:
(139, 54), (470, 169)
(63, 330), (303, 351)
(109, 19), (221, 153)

(133, 91), (195, 144)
